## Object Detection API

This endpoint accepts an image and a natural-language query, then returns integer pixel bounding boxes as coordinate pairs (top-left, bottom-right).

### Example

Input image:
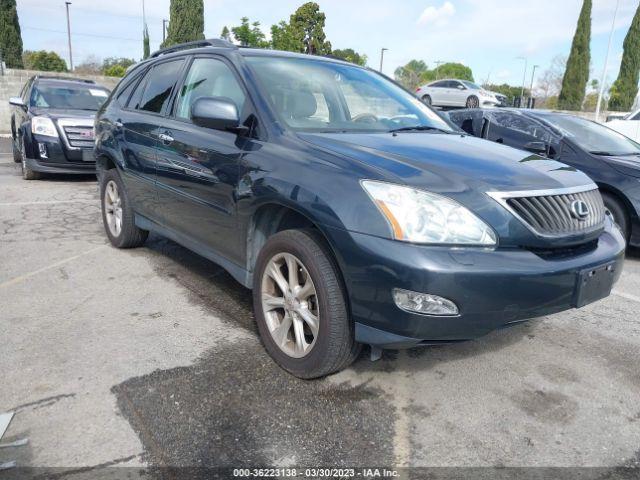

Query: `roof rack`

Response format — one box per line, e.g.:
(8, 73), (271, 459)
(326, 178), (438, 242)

(35, 75), (96, 84)
(150, 38), (236, 58)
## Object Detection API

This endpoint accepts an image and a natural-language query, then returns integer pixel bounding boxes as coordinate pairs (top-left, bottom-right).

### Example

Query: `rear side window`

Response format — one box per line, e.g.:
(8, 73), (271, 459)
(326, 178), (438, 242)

(430, 81), (447, 88)
(117, 73), (142, 106)
(137, 59), (184, 114)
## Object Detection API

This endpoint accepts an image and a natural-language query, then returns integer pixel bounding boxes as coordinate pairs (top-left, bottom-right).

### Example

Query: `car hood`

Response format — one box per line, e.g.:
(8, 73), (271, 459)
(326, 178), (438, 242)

(32, 108), (97, 120)
(299, 131), (594, 195)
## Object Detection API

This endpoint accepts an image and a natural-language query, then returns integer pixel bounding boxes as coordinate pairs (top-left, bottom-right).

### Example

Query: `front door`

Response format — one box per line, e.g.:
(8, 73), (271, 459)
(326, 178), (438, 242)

(154, 55), (253, 265)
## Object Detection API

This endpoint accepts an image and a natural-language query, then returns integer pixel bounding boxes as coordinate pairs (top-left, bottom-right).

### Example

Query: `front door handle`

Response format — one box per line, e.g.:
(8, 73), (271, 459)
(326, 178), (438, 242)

(159, 133), (174, 144)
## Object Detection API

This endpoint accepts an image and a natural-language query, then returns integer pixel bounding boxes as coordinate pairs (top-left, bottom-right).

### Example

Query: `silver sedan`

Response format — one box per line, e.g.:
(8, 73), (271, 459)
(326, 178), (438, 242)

(416, 79), (501, 108)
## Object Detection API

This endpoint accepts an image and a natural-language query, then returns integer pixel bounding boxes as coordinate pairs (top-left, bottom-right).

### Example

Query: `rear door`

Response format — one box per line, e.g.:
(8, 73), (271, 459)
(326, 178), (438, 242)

(118, 58), (185, 218)
(154, 55), (256, 265)
(428, 81), (449, 105)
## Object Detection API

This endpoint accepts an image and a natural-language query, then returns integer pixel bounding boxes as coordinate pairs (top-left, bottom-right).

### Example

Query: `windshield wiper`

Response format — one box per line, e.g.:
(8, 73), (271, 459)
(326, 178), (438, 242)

(590, 151), (640, 157)
(388, 125), (451, 134)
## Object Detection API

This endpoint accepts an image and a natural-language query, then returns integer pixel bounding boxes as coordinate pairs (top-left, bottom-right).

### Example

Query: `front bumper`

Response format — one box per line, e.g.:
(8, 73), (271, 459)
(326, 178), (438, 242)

(326, 220), (625, 348)
(26, 134), (95, 175)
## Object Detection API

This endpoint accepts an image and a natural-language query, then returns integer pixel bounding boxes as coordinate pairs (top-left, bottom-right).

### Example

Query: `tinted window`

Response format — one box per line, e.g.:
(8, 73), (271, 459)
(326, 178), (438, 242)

(175, 58), (246, 119)
(448, 81), (462, 89)
(117, 75), (141, 106)
(430, 81), (448, 88)
(631, 111), (640, 121)
(127, 71), (148, 110)
(138, 60), (183, 113)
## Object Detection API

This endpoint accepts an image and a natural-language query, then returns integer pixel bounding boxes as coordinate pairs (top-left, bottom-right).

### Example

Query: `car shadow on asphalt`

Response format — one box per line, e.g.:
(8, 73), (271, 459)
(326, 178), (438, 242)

(110, 234), (537, 470)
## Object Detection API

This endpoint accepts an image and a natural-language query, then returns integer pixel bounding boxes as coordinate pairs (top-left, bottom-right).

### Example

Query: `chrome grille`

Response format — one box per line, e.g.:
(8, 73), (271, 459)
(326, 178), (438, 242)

(62, 125), (94, 149)
(490, 187), (606, 237)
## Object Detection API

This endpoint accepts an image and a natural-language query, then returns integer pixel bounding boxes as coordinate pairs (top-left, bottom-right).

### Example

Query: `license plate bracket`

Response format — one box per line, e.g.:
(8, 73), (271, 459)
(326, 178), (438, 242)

(82, 149), (95, 162)
(574, 261), (616, 308)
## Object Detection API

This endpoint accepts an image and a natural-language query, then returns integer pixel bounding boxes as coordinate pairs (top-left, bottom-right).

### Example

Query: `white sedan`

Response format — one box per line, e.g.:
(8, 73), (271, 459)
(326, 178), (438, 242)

(415, 79), (501, 109)
(606, 109), (640, 143)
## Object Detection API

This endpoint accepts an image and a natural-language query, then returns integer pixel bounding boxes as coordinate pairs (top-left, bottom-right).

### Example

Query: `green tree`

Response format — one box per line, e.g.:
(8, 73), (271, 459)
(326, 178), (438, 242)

(289, 2), (331, 54)
(143, 24), (150, 59)
(483, 83), (530, 105)
(0, 0), (24, 68)
(394, 60), (429, 90)
(231, 17), (268, 47)
(432, 62), (474, 82)
(609, 3), (640, 111)
(102, 57), (135, 77)
(23, 50), (67, 72)
(162, 0), (204, 48)
(558, 0), (591, 110)
(270, 21), (301, 52)
(220, 26), (231, 41)
(332, 48), (367, 66)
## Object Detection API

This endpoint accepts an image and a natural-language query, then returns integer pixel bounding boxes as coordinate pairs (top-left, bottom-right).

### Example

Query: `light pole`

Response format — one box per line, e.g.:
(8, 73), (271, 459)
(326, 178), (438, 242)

(65, 2), (73, 70)
(529, 65), (539, 103)
(434, 60), (444, 80)
(596, 0), (619, 121)
(379, 48), (388, 72)
(517, 56), (527, 106)
(163, 19), (169, 43)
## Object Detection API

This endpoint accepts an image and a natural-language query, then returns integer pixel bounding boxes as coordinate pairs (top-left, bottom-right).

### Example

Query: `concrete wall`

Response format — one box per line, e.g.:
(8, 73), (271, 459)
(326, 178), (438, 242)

(0, 69), (120, 134)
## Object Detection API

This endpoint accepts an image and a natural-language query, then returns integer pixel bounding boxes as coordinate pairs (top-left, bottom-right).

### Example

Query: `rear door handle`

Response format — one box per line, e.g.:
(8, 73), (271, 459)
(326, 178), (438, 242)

(159, 133), (174, 144)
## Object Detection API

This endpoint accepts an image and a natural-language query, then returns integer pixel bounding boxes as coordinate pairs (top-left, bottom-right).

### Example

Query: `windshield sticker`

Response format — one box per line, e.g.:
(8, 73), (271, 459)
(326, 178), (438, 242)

(89, 89), (108, 97)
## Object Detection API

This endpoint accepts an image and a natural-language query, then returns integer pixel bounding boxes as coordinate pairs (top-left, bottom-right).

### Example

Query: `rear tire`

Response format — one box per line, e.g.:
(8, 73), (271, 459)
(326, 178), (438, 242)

(253, 229), (360, 379)
(100, 168), (148, 248)
(422, 95), (432, 106)
(20, 138), (42, 180)
(602, 192), (629, 243)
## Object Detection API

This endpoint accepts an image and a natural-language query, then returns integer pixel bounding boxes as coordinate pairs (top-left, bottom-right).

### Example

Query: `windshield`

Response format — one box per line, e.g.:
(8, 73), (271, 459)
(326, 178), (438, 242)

(30, 84), (110, 110)
(462, 81), (481, 90)
(541, 114), (640, 156)
(245, 56), (454, 133)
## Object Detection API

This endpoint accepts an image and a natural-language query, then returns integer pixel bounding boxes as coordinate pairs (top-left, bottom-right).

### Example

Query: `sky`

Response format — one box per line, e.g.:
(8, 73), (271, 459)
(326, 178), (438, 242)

(15, 0), (639, 90)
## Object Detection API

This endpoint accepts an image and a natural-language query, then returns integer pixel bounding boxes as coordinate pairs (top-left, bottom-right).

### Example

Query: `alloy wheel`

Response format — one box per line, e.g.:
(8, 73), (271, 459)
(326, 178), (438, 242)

(261, 252), (319, 358)
(104, 180), (123, 237)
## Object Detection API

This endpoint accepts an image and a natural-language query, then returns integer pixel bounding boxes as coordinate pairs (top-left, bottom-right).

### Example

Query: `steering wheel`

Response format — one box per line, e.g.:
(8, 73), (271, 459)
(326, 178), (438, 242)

(352, 113), (379, 124)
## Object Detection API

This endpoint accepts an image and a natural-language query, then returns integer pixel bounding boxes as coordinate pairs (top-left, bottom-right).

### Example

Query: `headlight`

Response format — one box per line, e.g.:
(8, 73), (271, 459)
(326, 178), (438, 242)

(31, 116), (58, 138)
(361, 180), (497, 246)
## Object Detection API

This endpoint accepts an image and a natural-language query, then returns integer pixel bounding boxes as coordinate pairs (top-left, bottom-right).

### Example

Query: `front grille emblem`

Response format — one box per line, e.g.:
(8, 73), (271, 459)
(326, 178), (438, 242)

(570, 200), (590, 220)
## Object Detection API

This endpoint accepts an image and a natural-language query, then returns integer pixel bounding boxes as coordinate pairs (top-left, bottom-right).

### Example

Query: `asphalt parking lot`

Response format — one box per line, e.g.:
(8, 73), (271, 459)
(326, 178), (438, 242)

(1, 137), (640, 474)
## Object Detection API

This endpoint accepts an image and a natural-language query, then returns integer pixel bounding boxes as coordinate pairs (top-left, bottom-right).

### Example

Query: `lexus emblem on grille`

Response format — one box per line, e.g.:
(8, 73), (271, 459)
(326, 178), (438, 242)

(570, 200), (590, 220)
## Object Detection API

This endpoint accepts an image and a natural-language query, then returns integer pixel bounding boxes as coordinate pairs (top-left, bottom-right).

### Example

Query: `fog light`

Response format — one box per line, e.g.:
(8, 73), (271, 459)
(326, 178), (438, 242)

(392, 288), (459, 316)
(38, 142), (48, 158)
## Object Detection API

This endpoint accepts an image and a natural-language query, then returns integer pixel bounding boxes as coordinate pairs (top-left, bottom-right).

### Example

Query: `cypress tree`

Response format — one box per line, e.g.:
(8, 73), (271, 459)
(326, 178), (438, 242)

(162, 0), (205, 48)
(609, 4), (640, 111)
(143, 24), (150, 59)
(558, 0), (591, 110)
(0, 0), (24, 68)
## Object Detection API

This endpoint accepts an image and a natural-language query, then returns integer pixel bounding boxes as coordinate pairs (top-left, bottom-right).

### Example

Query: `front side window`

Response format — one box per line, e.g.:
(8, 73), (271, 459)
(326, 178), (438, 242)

(246, 56), (452, 133)
(175, 57), (246, 120)
(138, 59), (184, 113)
(30, 83), (109, 110)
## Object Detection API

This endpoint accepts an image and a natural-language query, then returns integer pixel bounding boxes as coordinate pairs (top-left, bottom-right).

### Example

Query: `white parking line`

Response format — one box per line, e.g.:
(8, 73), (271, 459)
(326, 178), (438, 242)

(612, 289), (640, 304)
(0, 245), (107, 289)
(0, 200), (96, 206)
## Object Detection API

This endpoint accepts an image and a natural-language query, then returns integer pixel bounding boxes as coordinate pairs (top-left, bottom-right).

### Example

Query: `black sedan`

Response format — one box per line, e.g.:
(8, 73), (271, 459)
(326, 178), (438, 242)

(9, 75), (110, 180)
(448, 108), (640, 245)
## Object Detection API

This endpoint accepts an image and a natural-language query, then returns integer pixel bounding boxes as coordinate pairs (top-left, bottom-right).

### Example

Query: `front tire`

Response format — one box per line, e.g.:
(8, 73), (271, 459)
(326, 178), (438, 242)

(100, 168), (148, 248)
(602, 192), (629, 243)
(12, 138), (21, 163)
(253, 229), (360, 379)
(20, 138), (41, 180)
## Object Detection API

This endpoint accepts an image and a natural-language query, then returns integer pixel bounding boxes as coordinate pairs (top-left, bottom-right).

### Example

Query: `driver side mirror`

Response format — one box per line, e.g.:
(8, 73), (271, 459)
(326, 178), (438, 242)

(9, 97), (26, 108)
(191, 97), (247, 134)
(457, 85), (465, 90)
(524, 141), (548, 156)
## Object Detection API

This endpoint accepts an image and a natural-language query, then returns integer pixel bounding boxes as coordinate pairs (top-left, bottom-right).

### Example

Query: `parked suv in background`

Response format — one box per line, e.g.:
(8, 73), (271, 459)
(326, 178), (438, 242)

(416, 79), (501, 109)
(9, 76), (110, 180)
(95, 39), (625, 379)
